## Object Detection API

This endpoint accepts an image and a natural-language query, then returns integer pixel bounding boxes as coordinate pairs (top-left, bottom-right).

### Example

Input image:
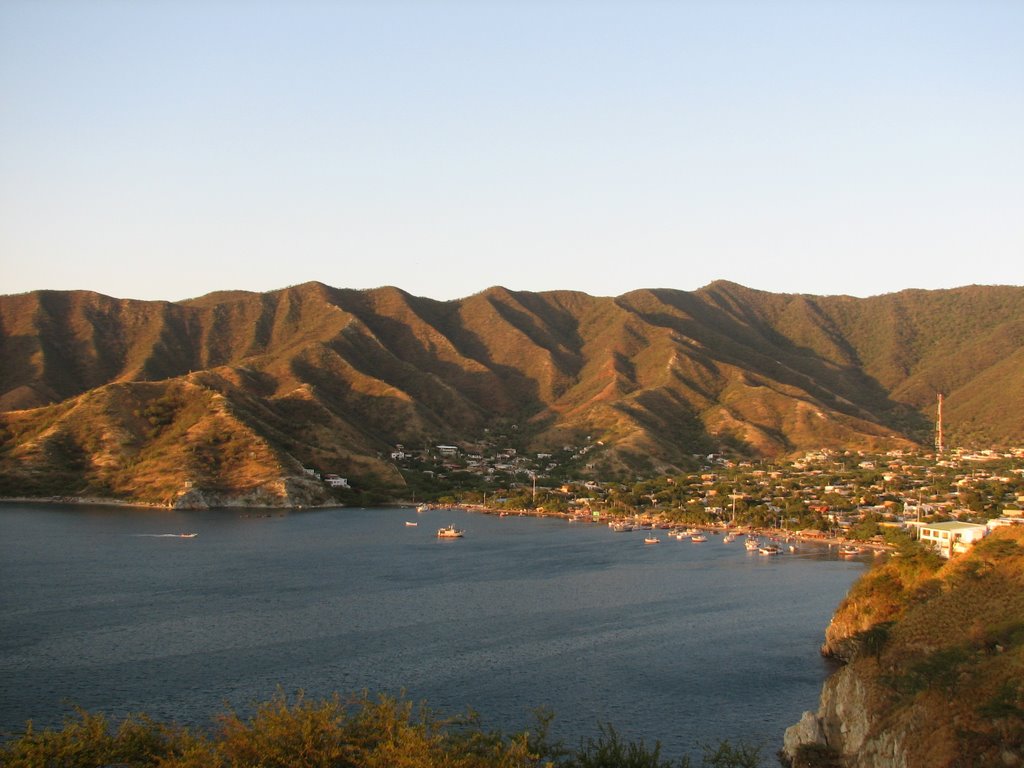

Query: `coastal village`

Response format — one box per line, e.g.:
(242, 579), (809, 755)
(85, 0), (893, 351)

(314, 437), (1024, 559)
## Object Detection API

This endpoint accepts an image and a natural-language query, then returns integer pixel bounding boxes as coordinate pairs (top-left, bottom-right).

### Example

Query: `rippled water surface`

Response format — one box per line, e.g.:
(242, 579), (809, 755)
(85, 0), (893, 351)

(0, 503), (865, 759)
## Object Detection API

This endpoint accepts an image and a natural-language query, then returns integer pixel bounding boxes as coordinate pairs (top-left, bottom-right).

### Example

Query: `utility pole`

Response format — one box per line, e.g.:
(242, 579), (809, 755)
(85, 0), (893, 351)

(935, 393), (944, 455)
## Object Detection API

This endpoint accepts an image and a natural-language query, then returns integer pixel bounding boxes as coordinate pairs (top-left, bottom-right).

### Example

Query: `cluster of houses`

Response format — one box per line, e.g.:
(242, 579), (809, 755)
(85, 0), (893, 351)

(397, 441), (1024, 559)
(389, 440), (598, 479)
(301, 466), (349, 489)
(307, 438), (1023, 560)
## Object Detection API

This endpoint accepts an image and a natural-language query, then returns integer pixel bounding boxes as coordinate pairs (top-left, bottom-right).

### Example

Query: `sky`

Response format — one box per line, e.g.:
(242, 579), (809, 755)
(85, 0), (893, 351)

(1, 0), (1022, 303)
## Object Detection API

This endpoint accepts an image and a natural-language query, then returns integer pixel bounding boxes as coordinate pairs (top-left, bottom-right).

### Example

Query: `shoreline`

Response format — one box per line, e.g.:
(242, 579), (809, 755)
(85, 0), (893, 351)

(413, 502), (893, 554)
(1, 495), (891, 554)
(0, 495), (169, 510)
(0, 495), (348, 512)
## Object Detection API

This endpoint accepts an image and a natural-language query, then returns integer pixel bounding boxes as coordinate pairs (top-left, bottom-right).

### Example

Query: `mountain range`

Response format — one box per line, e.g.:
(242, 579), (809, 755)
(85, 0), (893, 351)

(1, 281), (1022, 506)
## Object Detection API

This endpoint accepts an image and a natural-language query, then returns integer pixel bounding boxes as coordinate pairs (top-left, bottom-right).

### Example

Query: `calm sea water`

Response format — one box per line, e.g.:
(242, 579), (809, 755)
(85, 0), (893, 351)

(0, 503), (865, 760)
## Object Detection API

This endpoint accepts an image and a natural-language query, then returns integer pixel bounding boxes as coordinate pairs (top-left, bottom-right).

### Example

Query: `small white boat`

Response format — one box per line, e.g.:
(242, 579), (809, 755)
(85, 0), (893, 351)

(744, 538), (760, 551)
(691, 534), (707, 543)
(644, 536), (659, 544)
(405, 521), (418, 527)
(178, 533), (198, 538)
(838, 545), (863, 556)
(436, 525), (464, 538)
(759, 544), (780, 556)
(416, 505), (428, 513)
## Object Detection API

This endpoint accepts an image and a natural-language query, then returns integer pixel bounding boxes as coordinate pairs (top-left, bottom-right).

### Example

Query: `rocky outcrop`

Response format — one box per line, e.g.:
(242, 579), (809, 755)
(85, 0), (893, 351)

(783, 528), (1024, 768)
(171, 475), (331, 509)
(785, 666), (915, 768)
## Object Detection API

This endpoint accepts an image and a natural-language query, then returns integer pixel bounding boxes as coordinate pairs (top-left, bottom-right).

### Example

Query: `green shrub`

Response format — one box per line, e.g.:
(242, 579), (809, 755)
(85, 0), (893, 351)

(887, 646), (969, 696)
(699, 739), (762, 768)
(568, 723), (682, 768)
(856, 622), (893, 660)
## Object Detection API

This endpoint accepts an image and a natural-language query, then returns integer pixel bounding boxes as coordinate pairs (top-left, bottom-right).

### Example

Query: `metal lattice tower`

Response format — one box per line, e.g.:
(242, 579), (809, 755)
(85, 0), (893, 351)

(935, 393), (944, 454)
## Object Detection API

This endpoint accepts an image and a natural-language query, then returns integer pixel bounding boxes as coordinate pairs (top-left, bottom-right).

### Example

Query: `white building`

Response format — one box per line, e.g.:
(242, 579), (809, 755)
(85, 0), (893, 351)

(987, 510), (1024, 531)
(918, 521), (988, 558)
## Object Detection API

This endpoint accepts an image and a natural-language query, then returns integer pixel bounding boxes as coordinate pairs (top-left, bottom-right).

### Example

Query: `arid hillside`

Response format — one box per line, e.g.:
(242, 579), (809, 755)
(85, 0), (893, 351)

(1, 281), (1022, 505)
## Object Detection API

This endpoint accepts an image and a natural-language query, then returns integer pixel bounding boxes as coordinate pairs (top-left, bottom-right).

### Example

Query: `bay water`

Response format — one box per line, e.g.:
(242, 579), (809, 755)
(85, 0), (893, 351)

(0, 503), (864, 760)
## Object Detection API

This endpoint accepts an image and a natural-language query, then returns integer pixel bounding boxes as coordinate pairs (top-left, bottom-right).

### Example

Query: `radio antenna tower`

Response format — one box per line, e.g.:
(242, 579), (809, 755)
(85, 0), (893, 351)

(935, 393), (944, 454)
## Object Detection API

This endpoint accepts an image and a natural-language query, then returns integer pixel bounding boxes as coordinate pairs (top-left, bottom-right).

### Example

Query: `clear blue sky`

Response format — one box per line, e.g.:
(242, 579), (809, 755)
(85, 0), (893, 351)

(2, 0), (1021, 302)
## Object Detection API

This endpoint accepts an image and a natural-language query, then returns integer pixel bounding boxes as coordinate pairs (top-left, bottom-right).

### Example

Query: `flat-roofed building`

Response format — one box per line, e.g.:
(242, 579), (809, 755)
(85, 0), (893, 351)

(919, 521), (988, 558)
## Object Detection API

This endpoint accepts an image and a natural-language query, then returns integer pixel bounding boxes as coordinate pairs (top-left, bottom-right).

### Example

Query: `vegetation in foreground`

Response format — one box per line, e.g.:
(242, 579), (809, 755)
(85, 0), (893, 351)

(0, 691), (767, 768)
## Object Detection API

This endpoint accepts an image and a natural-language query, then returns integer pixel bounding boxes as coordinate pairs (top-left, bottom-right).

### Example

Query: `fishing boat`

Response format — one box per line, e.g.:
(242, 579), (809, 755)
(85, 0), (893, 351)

(758, 544), (781, 555)
(838, 545), (863, 556)
(744, 537), (760, 551)
(436, 525), (464, 538)
(691, 534), (707, 543)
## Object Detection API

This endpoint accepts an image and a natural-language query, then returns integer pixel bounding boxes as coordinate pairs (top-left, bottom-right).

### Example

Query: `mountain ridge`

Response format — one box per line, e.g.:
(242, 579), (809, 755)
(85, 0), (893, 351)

(2, 282), (1022, 505)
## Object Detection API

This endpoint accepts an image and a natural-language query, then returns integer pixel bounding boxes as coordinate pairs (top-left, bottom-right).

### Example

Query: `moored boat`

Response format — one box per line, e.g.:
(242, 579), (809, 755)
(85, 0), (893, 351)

(744, 537), (760, 551)
(758, 544), (780, 555)
(691, 534), (707, 543)
(644, 536), (659, 544)
(436, 525), (464, 538)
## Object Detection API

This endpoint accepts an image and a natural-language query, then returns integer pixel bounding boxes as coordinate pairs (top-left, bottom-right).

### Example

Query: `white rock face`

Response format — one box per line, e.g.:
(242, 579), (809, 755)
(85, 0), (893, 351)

(784, 665), (913, 768)
(818, 667), (871, 754)
(782, 710), (825, 757)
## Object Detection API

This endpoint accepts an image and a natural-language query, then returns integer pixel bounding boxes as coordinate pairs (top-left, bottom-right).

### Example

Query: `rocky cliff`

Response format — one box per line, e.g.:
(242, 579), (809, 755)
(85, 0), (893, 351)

(783, 527), (1024, 768)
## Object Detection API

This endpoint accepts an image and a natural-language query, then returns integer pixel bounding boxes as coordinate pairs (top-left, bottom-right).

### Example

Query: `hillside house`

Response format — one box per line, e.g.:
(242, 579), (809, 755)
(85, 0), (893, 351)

(324, 474), (350, 489)
(919, 521), (988, 558)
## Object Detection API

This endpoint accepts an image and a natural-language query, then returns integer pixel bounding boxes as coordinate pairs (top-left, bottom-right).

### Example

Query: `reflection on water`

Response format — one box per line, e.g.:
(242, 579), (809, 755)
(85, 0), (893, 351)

(0, 504), (863, 760)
